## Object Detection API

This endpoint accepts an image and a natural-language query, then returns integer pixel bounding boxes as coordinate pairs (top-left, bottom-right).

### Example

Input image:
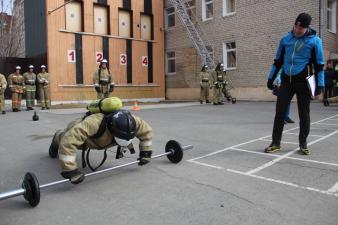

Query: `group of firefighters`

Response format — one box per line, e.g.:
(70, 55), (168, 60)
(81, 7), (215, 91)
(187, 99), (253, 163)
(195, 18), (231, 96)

(199, 63), (235, 105)
(0, 65), (50, 114)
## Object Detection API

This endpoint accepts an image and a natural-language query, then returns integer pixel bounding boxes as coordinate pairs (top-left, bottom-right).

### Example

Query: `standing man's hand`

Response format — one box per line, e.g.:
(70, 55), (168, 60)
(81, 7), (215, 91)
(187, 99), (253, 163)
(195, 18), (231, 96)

(314, 87), (323, 100)
(267, 79), (275, 90)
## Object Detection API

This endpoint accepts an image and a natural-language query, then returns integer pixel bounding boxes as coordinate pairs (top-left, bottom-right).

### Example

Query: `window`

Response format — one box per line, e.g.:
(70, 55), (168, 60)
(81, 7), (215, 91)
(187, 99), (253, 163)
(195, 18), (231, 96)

(165, 7), (175, 28)
(206, 46), (214, 61)
(94, 4), (109, 35)
(65, 1), (83, 32)
(141, 14), (153, 40)
(185, 0), (196, 21)
(223, 42), (236, 69)
(166, 51), (176, 74)
(327, 0), (337, 33)
(202, 0), (213, 21)
(223, 0), (235, 16)
(119, 9), (132, 38)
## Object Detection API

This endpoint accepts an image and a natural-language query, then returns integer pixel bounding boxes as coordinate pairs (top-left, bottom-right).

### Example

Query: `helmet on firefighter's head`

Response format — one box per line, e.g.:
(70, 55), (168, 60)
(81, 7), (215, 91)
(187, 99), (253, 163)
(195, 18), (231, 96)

(201, 65), (208, 71)
(215, 63), (224, 71)
(107, 110), (136, 147)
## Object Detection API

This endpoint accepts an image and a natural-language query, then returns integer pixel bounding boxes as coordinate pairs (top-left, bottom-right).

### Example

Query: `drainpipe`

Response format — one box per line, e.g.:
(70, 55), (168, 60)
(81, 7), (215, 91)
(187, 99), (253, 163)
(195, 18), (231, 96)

(319, 0), (323, 38)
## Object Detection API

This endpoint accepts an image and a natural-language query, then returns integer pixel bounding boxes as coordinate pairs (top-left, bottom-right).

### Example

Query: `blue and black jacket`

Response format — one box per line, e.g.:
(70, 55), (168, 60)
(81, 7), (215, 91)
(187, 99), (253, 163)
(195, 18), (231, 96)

(268, 28), (325, 87)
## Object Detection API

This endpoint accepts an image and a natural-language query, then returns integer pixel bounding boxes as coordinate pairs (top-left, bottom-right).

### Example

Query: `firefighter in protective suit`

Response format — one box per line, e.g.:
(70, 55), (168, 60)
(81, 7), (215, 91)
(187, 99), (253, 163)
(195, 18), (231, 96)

(49, 99), (152, 184)
(199, 65), (211, 104)
(8, 66), (25, 112)
(211, 63), (225, 105)
(23, 65), (36, 110)
(93, 59), (115, 99)
(0, 73), (7, 114)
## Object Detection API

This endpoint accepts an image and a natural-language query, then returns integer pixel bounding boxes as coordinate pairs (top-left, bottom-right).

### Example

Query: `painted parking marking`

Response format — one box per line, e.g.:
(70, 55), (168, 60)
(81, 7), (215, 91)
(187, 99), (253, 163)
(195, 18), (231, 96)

(227, 169), (338, 197)
(229, 147), (338, 168)
(259, 138), (299, 145)
(327, 182), (338, 193)
(285, 132), (324, 138)
(246, 130), (338, 175)
(187, 114), (338, 198)
(189, 114), (338, 163)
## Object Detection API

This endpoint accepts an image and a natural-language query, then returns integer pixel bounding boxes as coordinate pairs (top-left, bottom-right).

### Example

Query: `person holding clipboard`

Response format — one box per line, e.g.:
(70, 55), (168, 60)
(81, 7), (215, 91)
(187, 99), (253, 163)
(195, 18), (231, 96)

(265, 13), (325, 155)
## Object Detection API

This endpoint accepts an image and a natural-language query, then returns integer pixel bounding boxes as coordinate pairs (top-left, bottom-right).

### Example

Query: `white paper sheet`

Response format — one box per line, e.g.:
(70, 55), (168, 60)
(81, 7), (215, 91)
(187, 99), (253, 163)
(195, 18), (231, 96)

(306, 74), (316, 97)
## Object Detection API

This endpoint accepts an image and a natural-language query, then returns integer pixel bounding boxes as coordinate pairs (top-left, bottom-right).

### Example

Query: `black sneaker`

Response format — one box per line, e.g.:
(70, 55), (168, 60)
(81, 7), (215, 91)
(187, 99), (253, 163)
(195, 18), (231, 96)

(1, 111), (5, 114)
(264, 143), (281, 153)
(218, 102), (224, 105)
(299, 144), (310, 155)
(61, 169), (85, 184)
(213, 102), (219, 105)
(285, 117), (295, 123)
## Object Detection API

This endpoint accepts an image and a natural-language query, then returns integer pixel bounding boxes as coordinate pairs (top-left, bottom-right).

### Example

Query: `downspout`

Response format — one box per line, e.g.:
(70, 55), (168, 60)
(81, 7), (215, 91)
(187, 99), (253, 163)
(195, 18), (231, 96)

(319, 0), (323, 38)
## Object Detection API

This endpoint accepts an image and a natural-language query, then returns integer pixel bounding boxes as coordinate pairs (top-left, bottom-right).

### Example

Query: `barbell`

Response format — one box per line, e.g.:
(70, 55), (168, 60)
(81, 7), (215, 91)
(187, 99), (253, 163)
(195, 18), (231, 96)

(0, 140), (193, 207)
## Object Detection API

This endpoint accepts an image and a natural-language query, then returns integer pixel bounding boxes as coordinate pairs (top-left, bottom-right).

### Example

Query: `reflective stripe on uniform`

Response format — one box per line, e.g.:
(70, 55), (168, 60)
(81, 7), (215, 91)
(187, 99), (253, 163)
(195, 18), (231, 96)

(140, 140), (152, 147)
(59, 154), (76, 163)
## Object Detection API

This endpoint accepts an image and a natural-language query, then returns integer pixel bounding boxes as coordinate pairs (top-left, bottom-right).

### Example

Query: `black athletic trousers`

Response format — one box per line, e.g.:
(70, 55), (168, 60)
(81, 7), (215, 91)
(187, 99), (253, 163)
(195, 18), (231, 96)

(272, 72), (311, 147)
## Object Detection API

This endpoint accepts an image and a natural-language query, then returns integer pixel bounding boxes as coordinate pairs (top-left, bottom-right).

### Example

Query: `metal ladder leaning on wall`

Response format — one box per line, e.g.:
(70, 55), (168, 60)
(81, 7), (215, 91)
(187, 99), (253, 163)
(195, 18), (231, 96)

(168, 0), (215, 69)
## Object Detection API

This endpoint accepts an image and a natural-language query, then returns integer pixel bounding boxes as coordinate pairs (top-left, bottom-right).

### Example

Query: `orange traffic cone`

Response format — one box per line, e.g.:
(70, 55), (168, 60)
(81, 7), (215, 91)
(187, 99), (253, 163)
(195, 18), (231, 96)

(131, 101), (141, 111)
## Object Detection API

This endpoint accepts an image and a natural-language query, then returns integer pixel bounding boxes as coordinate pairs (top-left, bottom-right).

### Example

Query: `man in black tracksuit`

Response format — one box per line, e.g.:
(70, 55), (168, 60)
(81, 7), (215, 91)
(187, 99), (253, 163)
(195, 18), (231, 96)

(265, 13), (325, 155)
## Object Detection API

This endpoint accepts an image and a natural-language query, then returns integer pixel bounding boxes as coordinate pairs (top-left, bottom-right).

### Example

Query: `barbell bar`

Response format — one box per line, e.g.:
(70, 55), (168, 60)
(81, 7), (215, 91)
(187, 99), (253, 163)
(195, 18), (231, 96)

(0, 140), (193, 207)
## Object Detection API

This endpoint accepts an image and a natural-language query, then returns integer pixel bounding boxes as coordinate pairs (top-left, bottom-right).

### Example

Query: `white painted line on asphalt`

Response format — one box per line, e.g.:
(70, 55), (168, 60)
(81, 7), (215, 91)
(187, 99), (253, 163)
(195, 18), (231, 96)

(259, 139), (299, 145)
(246, 130), (338, 175)
(228, 169), (338, 197)
(229, 147), (338, 167)
(230, 147), (278, 157)
(285, 132), (325, 137)
(327, 182), (338, 193)
(187, 160), (224, 170)
(188, 114), (338, 163)
(315, 122), (338, 126)
(327, 118), (338, 121)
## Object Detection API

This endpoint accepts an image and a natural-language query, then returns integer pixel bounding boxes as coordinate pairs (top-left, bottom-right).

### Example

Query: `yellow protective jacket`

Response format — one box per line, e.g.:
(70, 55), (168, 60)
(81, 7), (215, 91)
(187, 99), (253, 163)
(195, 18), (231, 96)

(199, 71), (210, 88)
(0, 74), (7, 93)
(58, 113), (153, 171)
(23, 72), (36, 92)
(37, 72), (49, 89)
(8, 73), (25, 93)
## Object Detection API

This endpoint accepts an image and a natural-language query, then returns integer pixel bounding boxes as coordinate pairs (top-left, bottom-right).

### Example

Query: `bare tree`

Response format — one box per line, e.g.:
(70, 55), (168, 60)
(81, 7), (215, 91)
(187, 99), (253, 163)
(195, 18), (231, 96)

(0, 0), (25, 57)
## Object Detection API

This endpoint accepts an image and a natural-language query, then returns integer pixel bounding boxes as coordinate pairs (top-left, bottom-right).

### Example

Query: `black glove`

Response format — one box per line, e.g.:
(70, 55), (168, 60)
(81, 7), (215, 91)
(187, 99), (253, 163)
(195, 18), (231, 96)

(138, 151), (152, 166)
(315, 87), (323, 96)
(267, 79), (274, 90)
(95, 86), (100, 92)
(61, 169), (85, 184)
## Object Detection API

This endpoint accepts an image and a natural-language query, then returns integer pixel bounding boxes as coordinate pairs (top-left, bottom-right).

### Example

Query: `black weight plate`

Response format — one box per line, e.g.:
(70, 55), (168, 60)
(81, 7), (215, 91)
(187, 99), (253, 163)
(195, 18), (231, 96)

(23, 172), (40, 207)
(232, 98), (237, 104)
(165, 140), (183, 163)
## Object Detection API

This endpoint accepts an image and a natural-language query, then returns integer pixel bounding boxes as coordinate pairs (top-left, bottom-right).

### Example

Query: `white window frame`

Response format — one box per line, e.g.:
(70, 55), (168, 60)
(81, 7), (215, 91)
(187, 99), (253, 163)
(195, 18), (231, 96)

(165, 7), (175, 29)
(223, 0), (236, 17)
(327, 0), (337, 33)
(166, 51), (176, 75)
(223, 42), (237, 70)
(202, 0), (213, 21)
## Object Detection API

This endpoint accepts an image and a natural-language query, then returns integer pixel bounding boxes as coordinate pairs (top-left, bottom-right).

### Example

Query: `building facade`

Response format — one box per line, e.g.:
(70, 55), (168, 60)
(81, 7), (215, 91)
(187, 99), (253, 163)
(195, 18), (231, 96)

(24, 0), (165, 104)
(164, 0), (338, 100)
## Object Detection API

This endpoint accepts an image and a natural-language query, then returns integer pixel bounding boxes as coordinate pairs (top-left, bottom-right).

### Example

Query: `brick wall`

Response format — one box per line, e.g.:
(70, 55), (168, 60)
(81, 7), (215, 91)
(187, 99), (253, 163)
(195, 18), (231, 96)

(165, 0), (338, 99)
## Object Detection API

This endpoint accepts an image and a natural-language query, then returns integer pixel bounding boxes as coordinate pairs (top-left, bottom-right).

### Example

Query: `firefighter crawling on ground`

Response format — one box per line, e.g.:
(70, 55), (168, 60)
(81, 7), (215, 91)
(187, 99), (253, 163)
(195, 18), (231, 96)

(49, 97), (153, 184)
